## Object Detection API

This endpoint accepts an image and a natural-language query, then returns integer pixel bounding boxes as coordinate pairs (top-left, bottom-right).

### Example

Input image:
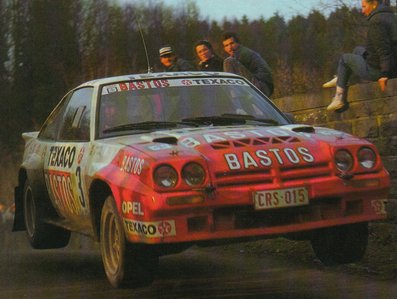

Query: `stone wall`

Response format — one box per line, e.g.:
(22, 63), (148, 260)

(273, 79), (397, 217)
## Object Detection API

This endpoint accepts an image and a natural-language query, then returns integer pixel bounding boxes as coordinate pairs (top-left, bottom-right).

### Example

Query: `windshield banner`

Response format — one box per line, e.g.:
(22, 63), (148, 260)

(102, 78), (249, 95)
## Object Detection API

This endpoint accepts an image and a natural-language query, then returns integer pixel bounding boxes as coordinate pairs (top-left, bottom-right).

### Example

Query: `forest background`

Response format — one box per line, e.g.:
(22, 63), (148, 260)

(0, 0), (393, 150)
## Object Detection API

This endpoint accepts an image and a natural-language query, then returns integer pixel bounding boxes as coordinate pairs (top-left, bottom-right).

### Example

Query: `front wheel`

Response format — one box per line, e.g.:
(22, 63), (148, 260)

(100, 196), (158, 288)
(310, 222), (368, 266)
(23, 179), (70, 249)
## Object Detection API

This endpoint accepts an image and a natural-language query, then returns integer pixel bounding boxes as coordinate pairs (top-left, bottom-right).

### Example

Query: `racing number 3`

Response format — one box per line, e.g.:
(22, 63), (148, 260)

(76, 166), (86, 207)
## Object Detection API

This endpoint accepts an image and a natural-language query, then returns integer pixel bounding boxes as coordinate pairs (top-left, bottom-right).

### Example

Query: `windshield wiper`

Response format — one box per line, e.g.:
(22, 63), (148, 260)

(103, 121), (198, 133)
(182, 114), (279, 126)
(221, 113), (279, 125)
(182, 115), (245, 126)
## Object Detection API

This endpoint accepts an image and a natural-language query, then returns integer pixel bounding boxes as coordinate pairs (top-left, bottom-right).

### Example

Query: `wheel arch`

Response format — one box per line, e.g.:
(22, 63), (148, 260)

(14, 167), (58, 231)
(89, 179), (113, 242)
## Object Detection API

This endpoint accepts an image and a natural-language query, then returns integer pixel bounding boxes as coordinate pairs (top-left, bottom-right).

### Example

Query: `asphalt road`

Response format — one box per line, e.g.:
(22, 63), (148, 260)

(0, 232), (396, 299)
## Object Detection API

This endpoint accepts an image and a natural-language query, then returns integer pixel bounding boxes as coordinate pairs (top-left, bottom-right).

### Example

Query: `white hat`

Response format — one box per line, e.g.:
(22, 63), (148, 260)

(159, 46), (174, 57)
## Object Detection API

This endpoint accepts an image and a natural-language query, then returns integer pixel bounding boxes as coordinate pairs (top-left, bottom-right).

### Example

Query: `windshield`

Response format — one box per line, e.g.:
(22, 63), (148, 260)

(97, 77), (288, 138)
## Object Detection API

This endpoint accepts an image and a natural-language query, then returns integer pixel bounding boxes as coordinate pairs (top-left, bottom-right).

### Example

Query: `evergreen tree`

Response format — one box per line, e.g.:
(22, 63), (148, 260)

(80, 0), (111, 79)
(0, 0), (12, 145)
(10, 0), (34, 138)
(0, 0), (382, 147)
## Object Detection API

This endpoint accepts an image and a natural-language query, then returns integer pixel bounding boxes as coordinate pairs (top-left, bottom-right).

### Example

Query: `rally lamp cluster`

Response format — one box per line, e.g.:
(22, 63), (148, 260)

(153, 162), (207, 206)
(334, 147), (377, 173)
(153, 162), (206, 189)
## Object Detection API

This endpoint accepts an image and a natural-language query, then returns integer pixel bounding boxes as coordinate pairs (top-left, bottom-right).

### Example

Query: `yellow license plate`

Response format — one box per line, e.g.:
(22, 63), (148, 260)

(253, 187), (309, 210)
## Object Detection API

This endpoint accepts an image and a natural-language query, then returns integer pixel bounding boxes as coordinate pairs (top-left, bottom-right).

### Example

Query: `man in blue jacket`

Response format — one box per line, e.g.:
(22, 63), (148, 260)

(222, 32), (274, 97)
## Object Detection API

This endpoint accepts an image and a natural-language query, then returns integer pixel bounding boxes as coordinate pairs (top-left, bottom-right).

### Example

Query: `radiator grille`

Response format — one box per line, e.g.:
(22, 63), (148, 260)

(215, 162), (331, 187)
(211, 136), (301, 150)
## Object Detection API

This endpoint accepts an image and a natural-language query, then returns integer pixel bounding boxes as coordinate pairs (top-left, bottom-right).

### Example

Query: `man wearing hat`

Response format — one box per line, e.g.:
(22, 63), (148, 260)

(159, 46), (194, 72)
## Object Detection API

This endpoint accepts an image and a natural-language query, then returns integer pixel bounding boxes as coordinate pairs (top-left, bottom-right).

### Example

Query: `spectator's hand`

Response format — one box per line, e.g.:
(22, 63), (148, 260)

(378, 77), (388, 91)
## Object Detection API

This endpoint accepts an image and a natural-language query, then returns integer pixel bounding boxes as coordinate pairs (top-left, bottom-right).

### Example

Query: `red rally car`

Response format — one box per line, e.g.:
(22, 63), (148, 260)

(13, 72), (390, 288)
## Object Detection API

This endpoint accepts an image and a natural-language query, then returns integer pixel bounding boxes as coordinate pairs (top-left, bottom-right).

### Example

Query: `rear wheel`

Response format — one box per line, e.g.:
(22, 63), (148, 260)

(310, 222), (368, 266)
(23, 179), (71, 249)
(100, 196), (158, 288)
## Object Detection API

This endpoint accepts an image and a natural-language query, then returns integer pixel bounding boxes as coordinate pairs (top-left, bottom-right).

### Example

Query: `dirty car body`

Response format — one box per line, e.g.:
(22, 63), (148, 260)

(13, 72), (390, 288)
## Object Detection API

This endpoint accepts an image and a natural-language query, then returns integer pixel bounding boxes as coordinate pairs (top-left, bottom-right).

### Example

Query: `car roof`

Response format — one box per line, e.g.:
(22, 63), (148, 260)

(77, 71), (244, 88)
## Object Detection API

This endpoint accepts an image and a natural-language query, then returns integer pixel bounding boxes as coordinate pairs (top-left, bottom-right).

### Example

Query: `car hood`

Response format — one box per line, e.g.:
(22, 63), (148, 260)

(104, 124), (369, 172)
(109, 124), (364, 149)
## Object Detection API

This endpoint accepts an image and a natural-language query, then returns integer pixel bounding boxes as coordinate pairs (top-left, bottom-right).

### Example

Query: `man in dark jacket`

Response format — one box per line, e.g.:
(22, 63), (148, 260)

(325, 0), (397, 112)
(365, 1), (397, 87)
(159, 46), (195, 72)
(194, 40), (223, 71)
(222, 32), (274, 97)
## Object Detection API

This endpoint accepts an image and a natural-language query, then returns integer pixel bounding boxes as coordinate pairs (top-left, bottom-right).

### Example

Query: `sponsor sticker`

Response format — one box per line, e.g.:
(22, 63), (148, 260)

(175, 78), (248, 86)
(47, 145), (76, 168)
(371, 199), (387, 215)
(224, 147), (314, 170)
(44, 170), (85, 214)
(119, 154), (144, 175)
(124, 219), (176, 238)
(122, 201), (144, 216)
(147, 144), (173, 151)
(102, 78), (249, 95)
(102, 80), (170, 95)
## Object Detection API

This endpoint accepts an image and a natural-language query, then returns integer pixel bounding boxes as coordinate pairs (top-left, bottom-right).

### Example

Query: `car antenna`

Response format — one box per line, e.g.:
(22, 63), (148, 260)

(136, 17), (152, 73)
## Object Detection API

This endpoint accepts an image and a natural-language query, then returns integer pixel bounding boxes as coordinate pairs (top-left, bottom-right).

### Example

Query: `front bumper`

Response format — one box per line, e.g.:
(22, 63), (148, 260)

(122, 170), (390, 244)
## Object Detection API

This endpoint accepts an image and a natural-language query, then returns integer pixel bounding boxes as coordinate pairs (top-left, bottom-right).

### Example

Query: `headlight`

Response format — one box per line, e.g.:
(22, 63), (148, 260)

(182, 163), (206, 186)
(154, 165), (178, 188)
(358, 147), (376, 169)
(335, 150), (353, 172)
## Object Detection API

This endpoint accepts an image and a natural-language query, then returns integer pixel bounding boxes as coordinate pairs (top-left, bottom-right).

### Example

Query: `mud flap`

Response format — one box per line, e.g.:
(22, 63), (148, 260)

(12, 185), (26, 231)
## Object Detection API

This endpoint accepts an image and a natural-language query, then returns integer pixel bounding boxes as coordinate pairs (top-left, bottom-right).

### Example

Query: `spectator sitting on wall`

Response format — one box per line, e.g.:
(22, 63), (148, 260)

(222, 32), (274, 97)
(194, 40), (223, 71)
(159, 46), (195, 72)
(324, 0), (397, 113)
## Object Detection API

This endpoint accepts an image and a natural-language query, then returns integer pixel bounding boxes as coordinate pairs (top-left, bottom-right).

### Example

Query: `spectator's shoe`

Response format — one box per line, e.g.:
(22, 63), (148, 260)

(322, 76), (337, 88)
(327, 87), (346, 112)
(335, 98), (349, 113)
(327, 97), (344, 111)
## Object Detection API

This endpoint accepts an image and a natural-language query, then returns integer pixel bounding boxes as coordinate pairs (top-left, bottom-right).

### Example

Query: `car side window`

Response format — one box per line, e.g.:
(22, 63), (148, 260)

(58, 87), (93, 142)
(39, 93), (73, 141)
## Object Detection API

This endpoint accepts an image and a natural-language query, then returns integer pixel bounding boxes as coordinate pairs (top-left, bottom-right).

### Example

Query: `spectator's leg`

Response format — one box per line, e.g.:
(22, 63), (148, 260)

(328, 53), (368, 112)
(336, 53), (368, 88)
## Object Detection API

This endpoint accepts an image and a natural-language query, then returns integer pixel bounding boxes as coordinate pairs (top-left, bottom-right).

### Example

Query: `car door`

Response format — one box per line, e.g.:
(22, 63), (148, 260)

(42, 87), (93, 224)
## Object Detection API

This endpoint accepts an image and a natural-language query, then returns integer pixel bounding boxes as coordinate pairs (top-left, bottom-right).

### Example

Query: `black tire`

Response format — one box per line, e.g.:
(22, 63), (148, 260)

(100, 196), (158, 288)
(310, 222), (368, 266)
(23, 179), (71, 249)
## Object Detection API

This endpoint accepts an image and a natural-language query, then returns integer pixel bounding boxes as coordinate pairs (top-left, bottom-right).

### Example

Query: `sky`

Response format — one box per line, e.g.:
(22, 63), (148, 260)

(167, 0), (325, 20)
(118, 0), (357, 21)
